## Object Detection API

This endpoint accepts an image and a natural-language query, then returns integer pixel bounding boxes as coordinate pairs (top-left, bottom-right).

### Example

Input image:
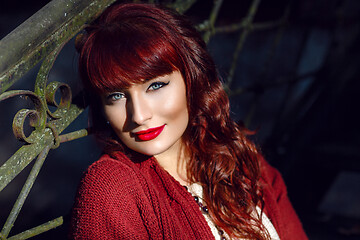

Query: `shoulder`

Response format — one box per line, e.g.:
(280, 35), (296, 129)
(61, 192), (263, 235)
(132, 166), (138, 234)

(71, 151), (155, 218)
(77, 151), (144, 199)
(80, 153), (130, 188)
(259, 156), (287, 193)
(70, 152), (153, 239)
(258, 156), (308, 239)
(258, 156), (290, 211)
(84, 152), (135, 180)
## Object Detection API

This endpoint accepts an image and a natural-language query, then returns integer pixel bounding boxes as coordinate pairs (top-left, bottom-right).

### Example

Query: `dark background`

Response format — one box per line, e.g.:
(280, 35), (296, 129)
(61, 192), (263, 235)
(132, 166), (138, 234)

(1, 0), (360, 239)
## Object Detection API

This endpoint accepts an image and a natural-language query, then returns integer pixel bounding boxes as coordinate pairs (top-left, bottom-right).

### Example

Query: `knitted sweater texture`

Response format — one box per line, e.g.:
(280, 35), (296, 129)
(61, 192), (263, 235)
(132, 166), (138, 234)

(69, 151), (307, 239)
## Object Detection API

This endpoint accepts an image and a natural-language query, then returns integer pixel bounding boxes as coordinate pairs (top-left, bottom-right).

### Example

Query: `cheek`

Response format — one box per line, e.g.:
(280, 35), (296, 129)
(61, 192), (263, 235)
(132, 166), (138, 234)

(104, 106), (127, 131)
(161, 90), (188, 121)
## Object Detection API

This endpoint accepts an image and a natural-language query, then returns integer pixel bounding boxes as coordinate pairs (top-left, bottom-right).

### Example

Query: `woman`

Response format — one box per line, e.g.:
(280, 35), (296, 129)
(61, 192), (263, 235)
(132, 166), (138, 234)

(70, 2), (307, 239)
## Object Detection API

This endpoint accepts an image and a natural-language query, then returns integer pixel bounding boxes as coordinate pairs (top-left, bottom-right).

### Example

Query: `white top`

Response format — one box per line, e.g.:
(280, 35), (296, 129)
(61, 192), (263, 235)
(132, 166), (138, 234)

(187, 183), (280, 240)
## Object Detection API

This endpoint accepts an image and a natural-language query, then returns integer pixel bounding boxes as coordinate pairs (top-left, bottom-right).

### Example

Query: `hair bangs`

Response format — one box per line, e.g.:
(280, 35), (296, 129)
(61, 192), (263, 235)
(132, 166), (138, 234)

(83, 22), (181, 94)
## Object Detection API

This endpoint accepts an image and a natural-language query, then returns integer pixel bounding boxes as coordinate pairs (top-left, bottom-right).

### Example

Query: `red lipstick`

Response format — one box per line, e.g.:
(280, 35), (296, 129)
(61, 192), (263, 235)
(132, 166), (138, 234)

(134, 125), (165, 141)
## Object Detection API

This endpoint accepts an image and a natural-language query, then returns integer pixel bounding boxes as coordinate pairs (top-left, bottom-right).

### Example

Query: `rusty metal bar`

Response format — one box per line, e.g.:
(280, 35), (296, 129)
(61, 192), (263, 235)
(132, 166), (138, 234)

(225, 0), (261, 89)
(7, 217), (63, 240)
(213, 19), (283, 34)
(168, 0), (197, 14)
(0, 103), (84, 193)
(1, 145), (51, 238)
(0, 0), (118, 94)
(203, 0), (224, 43)
(59, 128), (89, 143)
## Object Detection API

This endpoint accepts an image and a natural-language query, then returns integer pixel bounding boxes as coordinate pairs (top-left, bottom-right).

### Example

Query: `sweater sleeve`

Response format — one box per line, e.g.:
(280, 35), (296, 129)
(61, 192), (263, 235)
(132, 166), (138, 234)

(260, 158), (308, 240)
(69, 157), (157, 240)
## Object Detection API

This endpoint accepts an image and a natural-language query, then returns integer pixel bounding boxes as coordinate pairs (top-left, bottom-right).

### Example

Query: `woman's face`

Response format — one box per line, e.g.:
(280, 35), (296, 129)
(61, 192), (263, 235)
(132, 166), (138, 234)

(102, 71), (189, 157)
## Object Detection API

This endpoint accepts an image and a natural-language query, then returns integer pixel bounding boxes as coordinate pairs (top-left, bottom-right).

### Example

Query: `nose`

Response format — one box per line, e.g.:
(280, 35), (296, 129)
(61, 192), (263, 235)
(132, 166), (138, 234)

(128, 93), (152, 125)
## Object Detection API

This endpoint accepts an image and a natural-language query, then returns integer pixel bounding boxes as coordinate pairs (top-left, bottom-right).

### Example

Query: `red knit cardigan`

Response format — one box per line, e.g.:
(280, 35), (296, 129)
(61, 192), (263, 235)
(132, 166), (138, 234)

(69, 151), (308, 239)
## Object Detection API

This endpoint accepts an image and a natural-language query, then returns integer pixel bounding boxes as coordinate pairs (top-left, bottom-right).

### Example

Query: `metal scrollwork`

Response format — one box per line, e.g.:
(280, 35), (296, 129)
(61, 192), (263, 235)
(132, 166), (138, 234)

(0, 41), (87, 239)
(0, 43), (69, 146)
(0, 90), (45, 143)
(45, 81), (72, 119)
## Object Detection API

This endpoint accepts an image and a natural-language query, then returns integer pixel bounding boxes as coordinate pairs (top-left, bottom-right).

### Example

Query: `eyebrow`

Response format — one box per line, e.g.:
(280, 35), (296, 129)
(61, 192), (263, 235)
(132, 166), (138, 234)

(146, 74), (170, 82)
(103, 74), (171, 94)
(103, 89), (125, 98)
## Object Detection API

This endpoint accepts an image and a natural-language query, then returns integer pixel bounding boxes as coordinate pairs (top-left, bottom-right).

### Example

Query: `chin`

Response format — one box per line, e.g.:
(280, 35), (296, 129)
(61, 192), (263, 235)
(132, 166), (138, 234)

(128, 143), (169, 157)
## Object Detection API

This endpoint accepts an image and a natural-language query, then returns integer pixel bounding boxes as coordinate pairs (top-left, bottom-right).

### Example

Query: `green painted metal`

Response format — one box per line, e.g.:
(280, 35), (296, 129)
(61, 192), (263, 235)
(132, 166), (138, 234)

(0, 0), (118, 94)
(225, 0), (262, 88)
(59, 128), (89, 143)
(1, 145), (52, 238)
(203, 0), (224, 43)
(167, 0), (197, 14)
(6, 217), (63, 240)
(0, 103), (84, 193)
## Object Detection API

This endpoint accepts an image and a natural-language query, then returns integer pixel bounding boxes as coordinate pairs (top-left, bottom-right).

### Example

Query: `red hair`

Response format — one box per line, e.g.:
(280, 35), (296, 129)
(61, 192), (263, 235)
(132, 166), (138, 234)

(78, 3), (270, 239)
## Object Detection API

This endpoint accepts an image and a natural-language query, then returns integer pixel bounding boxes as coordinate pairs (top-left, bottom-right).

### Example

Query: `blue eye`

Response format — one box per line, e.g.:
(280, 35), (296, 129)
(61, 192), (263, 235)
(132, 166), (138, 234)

(148, 81), (169, 91)
(107, 92), (125, 101)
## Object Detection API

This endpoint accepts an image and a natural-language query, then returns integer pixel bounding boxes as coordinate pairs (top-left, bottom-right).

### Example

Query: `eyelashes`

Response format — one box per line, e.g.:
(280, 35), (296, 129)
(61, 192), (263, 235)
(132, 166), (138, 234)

(106, 92), (125, 102)
(105, 81), (170, 103)
(147, 81), (169, 91)
(105, 92), (125, 104)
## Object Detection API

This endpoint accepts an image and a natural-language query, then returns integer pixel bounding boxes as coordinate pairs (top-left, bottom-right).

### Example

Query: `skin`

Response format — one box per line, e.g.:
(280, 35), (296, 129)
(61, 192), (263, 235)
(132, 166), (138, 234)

(102, 71), (189, 185)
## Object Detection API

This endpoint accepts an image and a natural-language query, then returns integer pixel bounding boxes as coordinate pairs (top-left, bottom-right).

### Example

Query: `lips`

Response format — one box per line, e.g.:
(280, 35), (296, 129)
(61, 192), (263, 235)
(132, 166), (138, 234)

(134, 124), (165, 141)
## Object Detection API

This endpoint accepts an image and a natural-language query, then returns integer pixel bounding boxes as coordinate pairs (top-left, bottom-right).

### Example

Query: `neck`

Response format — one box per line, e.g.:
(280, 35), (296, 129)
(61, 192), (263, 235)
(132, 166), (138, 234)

(154, 140), (189, 186)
